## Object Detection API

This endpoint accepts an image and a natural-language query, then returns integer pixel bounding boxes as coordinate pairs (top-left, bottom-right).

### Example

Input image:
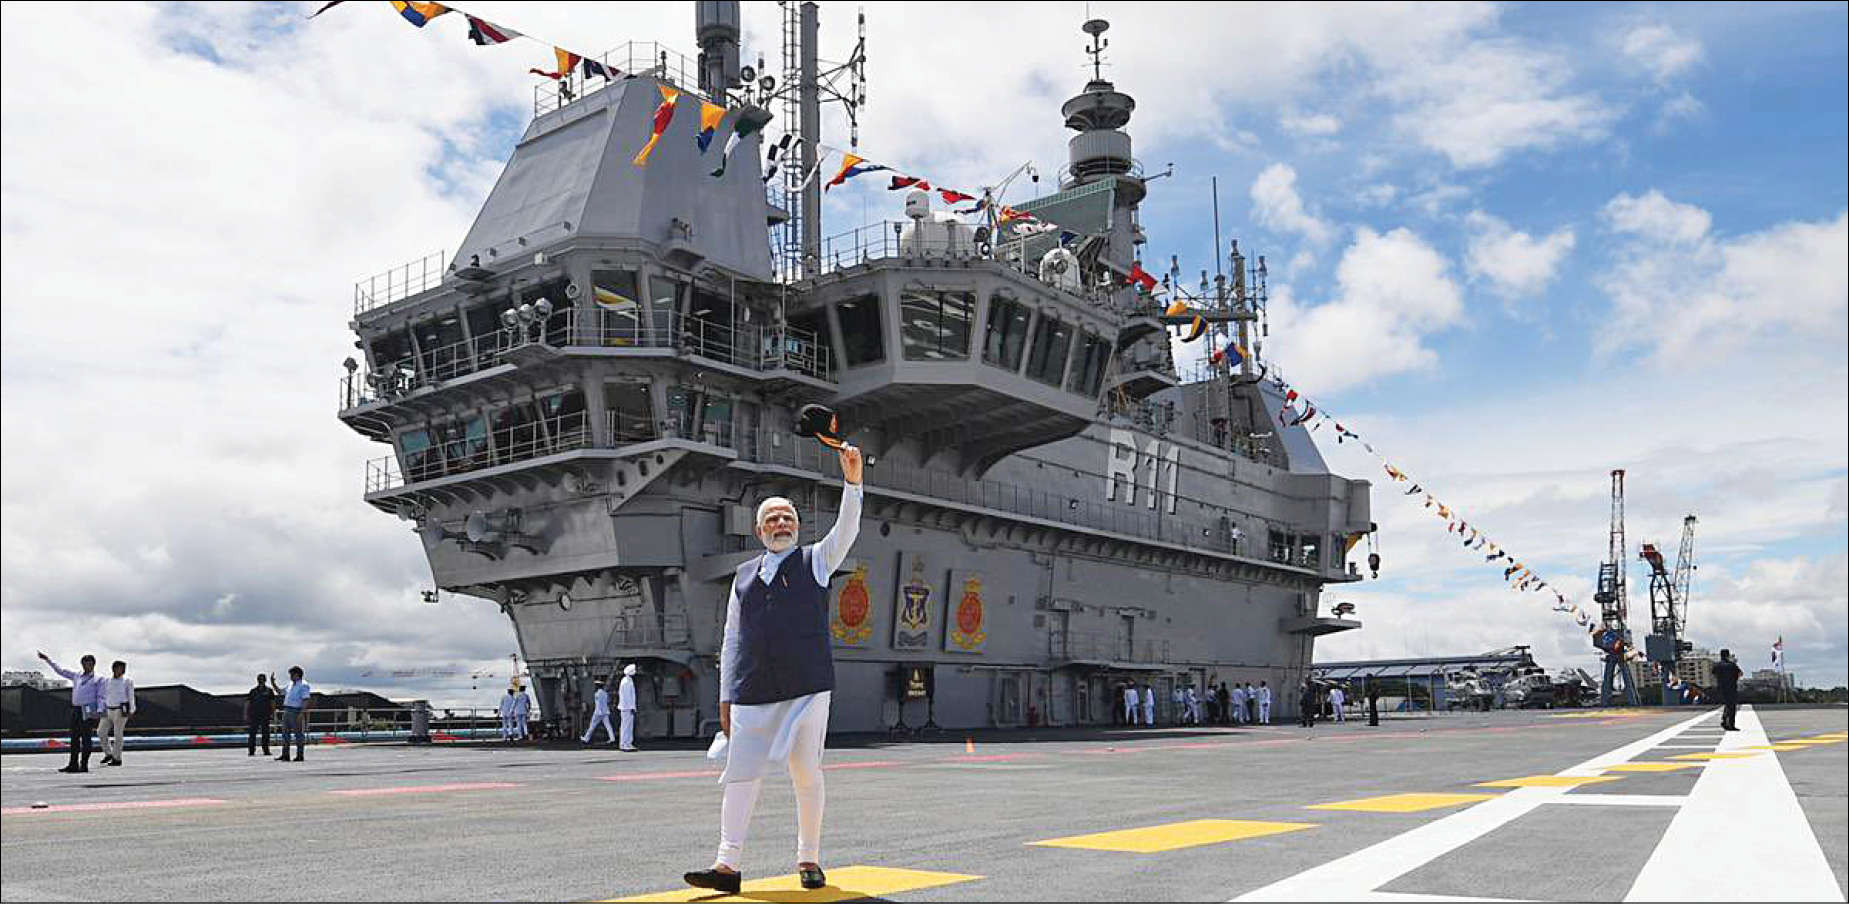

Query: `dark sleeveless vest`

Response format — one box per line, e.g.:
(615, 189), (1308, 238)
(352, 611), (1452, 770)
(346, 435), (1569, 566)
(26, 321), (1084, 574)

(729, 547), (835, 705)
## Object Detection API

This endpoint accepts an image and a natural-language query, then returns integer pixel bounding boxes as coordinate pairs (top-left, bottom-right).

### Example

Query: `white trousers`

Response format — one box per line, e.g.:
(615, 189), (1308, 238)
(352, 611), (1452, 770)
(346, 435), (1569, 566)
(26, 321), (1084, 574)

(583, 712), (615, 743)
(1333, 702), (1345, 722)
(99, 710), (128, 760)
(716, 691), (829, 870)
(1260, 701), (1271, 724)
(1231, 702), (1244, 725)
(500, 714), (515, 739)
(1142, 703), (1153, 725)
(619, 710), (635, 749)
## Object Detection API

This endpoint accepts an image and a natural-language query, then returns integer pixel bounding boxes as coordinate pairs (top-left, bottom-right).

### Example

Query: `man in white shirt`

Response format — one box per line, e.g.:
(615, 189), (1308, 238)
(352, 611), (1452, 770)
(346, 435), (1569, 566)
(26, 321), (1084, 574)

(582, 680), (615, 745)
(512, 686), (532, 740)
(618, 664), (639, 752)
(1122, 684), (1138, 727)
(1258, 681), (1273, 725)
(97, 660), (136, 767)
(683, 443), (862, 896)
(1140, 683), (1155, 726)
(1244, 682), (1259, 724)
(37, 650), (104, 773)
(1230, 683), (1247, 726)
(1330, 685), (1347, 723)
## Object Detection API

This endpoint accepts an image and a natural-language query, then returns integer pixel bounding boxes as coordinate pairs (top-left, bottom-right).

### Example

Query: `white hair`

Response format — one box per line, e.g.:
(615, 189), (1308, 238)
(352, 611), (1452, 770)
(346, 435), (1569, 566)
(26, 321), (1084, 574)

(756, 496), (798, 526)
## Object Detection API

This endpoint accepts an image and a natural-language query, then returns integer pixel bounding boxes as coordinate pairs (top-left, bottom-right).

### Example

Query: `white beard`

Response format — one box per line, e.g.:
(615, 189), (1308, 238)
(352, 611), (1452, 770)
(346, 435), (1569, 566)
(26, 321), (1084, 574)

(763, 533), (796, 554)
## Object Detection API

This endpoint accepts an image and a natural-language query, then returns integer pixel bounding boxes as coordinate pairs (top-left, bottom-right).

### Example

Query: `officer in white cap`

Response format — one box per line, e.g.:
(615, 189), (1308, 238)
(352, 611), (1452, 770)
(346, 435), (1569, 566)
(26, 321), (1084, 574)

(618, 664), (639, 752)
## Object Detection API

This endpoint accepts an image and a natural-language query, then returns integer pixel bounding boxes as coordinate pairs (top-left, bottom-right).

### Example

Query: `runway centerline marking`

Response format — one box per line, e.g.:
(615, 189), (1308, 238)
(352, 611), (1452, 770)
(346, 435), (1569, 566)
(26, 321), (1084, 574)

(1031, 818), (1316, 853)
(1626, 706), (1844, 902)
(605, 864), (982, 902)
(1233, 707), (1721, 902)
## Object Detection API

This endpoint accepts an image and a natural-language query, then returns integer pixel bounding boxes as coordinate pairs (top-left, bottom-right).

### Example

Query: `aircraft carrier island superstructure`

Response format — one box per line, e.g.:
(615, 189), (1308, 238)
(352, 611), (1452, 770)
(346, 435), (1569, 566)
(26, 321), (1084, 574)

(337, 3), (1371, 739)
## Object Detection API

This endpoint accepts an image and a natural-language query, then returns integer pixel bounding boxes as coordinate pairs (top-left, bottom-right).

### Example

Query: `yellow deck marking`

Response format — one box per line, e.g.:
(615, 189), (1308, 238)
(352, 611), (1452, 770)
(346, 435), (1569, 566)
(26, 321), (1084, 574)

(1029, 819), (1316, 853)
(605, 866), (981, 903)
(1475, 775), (1623, 788)
(1306, 792), (1498, 813)
(1601, 762), (1700, 773)
(1788, 738), (1843, 744)
(1669, 752), (1760, 760)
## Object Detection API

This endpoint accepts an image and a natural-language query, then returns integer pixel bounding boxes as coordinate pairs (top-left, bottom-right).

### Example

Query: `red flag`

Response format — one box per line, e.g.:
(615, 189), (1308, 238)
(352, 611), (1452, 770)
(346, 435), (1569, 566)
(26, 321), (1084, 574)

(1126, 262), (1157, 291)
(632, 85), (683, 166)
(889, 175), (931, 191)
(939, 189), (976, 205)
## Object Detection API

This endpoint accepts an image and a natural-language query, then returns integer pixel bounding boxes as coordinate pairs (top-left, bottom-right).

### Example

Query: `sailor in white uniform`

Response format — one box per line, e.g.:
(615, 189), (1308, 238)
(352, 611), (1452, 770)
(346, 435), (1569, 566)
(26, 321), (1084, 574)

(1330, 685), (1347, 723)
(1230, 683), (1247, 726)
(1140, 684), (1155, 726)
(498, 688), (517, 741)
(1122, 684), (1139, 726)
(1258, 681), (1273, 725)
(618, 663), (639, 751)
(582, 681), (615, 744)
(683, 444), (862, 896)
(512, 687), (532, 740)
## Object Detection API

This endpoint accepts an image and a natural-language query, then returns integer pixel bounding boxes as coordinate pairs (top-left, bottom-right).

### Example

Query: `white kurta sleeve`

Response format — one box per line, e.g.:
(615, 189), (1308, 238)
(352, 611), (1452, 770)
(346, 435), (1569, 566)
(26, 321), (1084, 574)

(718, 579), (743, 704)
(809, 482), (864, 585)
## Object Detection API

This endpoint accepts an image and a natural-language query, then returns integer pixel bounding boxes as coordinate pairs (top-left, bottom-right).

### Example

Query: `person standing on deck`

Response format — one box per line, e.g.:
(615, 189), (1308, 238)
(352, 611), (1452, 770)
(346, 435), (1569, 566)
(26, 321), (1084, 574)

(618, 664), (639, 752)
(96, 660), (136, 767)
(682, 443), (863, 896)
(1712, 649), (1743, 731)
(513, 686), (532, 741)
(1258, 681), (1273, 725)
(1140, 683), (1155, 727)
(245, 674), (276, 757)
(583, 680), (616, 745)
(37, 651), (103, 774)
(1230, 682), (1247, 726)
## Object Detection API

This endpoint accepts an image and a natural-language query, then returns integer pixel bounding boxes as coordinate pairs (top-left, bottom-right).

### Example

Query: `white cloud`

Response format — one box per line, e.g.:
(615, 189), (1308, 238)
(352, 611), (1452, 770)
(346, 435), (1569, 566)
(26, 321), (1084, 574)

(1597, 191), (1848, 364)
(1658, 90), (1704, 127)
(1464, 210), (1576, 299)
(1622, 24), (1703, 84)
(1355, 183), (1399, 207)
(1250, 163), (1335, 246)
(1264, 227), (1464, 391)
(1281, 111), (1342, 137)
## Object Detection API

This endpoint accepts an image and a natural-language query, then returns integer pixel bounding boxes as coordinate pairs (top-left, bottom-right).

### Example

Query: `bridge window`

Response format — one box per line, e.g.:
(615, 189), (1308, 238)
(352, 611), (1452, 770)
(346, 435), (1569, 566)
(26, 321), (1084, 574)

(400, 428), (438, 482)
(438, 416), (489, 472)
(604, 381), (655, 443)
(982, 295), (1030, 371)
(1025, 314), (1073, 386)
(647, 276), (681, 342)
(1068, 331), (1112, 396)
(415, 312), (467, 382)
(369, 329), (412, 371)
(835, 294), (885, 366)
(538, 389), (588, 448)
(900, 288), (973, 360)
(492, 401), (541, 463)
(592, 269), (642, 345)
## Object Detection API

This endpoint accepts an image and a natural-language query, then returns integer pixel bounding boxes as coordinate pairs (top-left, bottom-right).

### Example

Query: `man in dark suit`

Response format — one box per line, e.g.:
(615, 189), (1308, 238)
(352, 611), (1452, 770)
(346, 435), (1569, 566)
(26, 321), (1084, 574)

(244, 673), (276, 756)
(1711, 649), (1743, 731)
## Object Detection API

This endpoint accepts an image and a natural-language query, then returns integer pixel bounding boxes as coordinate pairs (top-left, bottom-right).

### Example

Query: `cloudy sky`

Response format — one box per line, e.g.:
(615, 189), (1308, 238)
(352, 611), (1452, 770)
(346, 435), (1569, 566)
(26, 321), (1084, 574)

(2, 2), (1844, 706)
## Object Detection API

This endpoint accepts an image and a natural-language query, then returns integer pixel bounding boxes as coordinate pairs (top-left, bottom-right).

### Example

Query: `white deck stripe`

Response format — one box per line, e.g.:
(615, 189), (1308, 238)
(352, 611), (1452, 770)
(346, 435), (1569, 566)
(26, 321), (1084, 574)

(1234, 709), (1721, 902)
(1625, 706), (1845, 902)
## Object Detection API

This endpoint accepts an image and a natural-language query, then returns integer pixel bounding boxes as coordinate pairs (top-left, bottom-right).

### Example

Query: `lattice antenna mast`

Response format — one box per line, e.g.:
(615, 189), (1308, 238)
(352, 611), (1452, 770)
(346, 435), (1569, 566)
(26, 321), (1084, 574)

(771, 2), (867, 281)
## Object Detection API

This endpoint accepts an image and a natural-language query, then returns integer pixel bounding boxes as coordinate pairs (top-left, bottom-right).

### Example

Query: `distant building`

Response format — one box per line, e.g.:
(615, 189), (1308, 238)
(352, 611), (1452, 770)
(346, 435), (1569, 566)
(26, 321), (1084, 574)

(1676, 648), (1719, 686)
(1747, 668), (1795, 691)
(1, 670), (67, 692)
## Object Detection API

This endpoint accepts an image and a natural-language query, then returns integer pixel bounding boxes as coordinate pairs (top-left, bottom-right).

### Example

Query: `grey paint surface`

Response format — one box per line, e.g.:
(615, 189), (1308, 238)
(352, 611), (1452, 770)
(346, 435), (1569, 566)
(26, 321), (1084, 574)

(3, 707), (1841, 902)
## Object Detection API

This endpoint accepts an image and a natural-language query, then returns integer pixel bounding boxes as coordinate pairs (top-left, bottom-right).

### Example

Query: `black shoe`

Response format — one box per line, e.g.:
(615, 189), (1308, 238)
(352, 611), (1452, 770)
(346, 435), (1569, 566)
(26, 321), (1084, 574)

(683, 869), (742, 895)
(276, 753), (291, 761)
(1724, 726), (1740, 731)
(799, 865), (827, 890)
(293, 753), (305, 761)
(248, 751), (256, 757)
(58, 765), (79, 773)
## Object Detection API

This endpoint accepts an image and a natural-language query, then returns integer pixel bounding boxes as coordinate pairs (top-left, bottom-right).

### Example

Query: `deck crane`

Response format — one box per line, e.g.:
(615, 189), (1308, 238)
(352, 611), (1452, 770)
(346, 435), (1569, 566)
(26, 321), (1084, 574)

(1640, 514), (1696, 705)
(1593, 469), (1640, 706)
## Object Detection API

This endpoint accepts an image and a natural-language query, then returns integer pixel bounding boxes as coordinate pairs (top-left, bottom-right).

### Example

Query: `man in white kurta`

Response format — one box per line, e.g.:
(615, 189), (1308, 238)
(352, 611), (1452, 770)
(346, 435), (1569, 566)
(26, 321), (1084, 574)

(1231, 683), (1247, 726)
(1140, 684), (1155, 726)
(1258, 681), (1273, 725)
(1330, 685), (1347, 722)
(684, 444), (862, 895)
(618, 663), (639, 752)
(1122, 684), (1139, 726)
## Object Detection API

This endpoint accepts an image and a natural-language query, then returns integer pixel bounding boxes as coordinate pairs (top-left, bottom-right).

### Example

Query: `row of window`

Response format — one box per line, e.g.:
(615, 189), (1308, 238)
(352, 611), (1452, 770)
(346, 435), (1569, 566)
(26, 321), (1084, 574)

(796, 291), (1114, 396)
(399, 389), (587, 482)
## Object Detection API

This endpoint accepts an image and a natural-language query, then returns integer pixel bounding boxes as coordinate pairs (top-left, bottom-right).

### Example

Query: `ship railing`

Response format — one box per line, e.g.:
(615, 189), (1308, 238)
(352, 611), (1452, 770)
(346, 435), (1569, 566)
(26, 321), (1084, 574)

(343, 312), (831, 412)
(809, 220), (1117, 304)
(354, 250), (447, 316)
(366, 410), (592, 493)
(1055, 158), (1145, 187)
(573, 307), (833, 381)
(606, 410), (660, 445)
(532, 42), (707, 118)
